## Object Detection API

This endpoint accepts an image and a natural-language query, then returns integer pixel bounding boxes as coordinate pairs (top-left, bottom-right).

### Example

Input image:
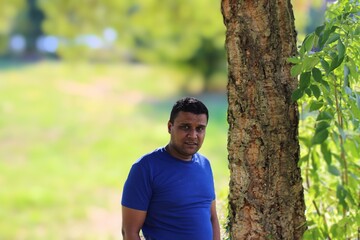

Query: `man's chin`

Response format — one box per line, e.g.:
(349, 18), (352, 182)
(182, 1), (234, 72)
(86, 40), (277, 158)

(184, 147), (199, 155)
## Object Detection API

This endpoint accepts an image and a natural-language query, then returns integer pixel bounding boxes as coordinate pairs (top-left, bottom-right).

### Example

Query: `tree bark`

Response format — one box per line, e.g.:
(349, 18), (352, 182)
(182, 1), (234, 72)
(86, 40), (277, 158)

(221, 0), (307, 239)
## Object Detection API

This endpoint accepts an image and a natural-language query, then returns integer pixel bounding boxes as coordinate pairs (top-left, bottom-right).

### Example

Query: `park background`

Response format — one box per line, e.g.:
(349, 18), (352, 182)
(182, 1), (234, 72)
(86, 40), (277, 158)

(0, 0), (332, 239)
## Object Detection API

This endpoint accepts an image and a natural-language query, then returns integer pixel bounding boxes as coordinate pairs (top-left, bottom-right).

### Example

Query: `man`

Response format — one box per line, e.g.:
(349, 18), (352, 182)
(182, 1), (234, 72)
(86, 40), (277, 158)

(121, 97), (221, 240)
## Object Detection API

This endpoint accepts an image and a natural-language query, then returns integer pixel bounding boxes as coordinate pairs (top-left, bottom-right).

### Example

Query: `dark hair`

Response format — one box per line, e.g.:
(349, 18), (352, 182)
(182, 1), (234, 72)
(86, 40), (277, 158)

(169, 97), (209, 123)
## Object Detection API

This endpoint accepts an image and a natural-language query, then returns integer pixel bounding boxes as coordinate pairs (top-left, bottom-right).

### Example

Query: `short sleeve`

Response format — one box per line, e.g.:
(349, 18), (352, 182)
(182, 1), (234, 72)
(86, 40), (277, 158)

(206, 159), (216, 201)
(121, 160), (153, 211)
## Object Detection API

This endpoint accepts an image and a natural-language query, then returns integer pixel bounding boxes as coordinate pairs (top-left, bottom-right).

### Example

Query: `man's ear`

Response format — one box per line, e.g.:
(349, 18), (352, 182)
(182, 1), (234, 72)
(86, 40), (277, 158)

(167, 121), (172, 133)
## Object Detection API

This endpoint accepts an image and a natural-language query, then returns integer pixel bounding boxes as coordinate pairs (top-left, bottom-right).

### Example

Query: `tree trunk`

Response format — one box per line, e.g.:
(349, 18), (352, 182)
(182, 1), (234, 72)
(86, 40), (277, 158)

(221, 0), (307, 239)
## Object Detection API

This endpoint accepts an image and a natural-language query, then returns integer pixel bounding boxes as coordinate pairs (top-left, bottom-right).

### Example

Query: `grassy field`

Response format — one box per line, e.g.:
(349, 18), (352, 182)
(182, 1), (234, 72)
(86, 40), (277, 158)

(0, 61), (229, 239)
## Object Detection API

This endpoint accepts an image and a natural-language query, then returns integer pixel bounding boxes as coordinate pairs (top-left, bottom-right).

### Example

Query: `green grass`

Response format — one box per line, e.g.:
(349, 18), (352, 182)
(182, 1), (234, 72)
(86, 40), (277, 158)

(0, 60), (229, 239)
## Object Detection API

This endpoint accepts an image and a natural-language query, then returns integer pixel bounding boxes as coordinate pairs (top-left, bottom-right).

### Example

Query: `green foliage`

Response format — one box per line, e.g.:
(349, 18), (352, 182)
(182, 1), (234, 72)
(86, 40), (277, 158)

(11, 0), (45, 54)
(0, 0), (26, 54)
(38, 0), (226, 82)
(0, 0), (25, 33)
(34, 1), (329, 88)
(289, 1), (360, 239)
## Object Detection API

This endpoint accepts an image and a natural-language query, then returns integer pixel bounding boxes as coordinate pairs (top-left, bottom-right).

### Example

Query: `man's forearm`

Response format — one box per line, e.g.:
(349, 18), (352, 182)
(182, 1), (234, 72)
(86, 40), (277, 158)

(122, 228), (142, 240)
(122, 232), (141, 240)
(212, 218), (221, 240)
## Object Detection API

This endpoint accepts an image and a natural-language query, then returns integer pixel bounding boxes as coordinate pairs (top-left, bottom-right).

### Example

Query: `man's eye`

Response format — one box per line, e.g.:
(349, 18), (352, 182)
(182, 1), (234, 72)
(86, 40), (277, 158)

(180, 125), (190, 130)
(197, 127), (205, 132)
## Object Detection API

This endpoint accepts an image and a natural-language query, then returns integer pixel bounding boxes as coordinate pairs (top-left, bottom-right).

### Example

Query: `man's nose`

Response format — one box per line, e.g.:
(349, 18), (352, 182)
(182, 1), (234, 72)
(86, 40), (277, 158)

(187, 129), (197, 138)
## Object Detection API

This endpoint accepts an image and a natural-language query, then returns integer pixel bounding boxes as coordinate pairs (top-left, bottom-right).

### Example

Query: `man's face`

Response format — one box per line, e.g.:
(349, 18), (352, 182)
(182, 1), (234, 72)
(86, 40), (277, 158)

(167, 111), (207, 161)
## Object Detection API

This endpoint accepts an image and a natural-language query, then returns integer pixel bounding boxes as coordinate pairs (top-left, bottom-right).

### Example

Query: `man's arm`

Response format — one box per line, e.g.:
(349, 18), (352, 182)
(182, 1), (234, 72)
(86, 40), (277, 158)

(211, 200), (221, 240)
(122, 206), (147, 240)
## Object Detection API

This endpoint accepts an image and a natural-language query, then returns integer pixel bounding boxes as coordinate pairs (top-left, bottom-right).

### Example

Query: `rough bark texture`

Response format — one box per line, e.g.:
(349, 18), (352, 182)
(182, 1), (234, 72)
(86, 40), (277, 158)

(221, 0), (307, 239)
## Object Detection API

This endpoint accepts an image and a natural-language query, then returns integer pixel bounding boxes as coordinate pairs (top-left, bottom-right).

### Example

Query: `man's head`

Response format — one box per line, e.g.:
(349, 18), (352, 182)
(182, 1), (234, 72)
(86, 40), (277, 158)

(169, 97), (209, 124)
(167, 97), (209, 161)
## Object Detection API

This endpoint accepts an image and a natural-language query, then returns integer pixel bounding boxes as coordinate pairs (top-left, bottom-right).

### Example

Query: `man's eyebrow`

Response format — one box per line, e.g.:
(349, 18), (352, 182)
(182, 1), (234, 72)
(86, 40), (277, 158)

(178, 122), (191, 125)
(178, 123), (206, 127)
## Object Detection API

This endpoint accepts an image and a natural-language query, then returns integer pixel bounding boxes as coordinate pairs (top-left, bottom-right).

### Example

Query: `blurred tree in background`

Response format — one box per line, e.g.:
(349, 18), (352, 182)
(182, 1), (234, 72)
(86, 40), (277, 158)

(13, 0), (45, 56)
(1, 0), (327, 91)
(0, 0), (25, 54)
(37, 0), (227, 91)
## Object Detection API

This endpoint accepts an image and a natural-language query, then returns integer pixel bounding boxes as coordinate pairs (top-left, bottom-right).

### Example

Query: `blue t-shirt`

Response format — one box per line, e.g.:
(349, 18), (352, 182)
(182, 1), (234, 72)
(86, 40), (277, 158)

(121, 147), (216, 240)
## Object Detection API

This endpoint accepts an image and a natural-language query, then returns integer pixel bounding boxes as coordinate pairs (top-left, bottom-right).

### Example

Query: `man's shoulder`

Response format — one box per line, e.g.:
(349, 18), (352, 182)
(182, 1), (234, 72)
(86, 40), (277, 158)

(193, 152), (212, 168)
(135, 147), (166, 164)
(194, 152), (210, 162)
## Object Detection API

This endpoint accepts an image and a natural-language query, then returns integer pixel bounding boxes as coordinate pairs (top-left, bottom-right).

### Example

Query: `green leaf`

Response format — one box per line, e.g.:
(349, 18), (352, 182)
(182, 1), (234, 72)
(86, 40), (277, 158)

(337, 124), (347, 141)
(310, 100), (323, 111)
(345, 86), (352, 95)
(320, 59), (330, 74)
(304, 33), (315, 52)
(329, 26), (338, 34)
(304, 56), (320, 71)
(334, 185), (347, 205)
(291, 88), (304, 101)
(349, 101), (360, 120)
(310, 84), (321, 99)
(299, 154), (309, 165)
(345, 186), (356, 206)
(299, 72), (311, 90)
(330, 51), (337, 60)
(312, 128), (329, 145)
(305, 220), (316, 228)
(318, 28), (331, 49)
(303, 227), (322, 240)
(321, 80), (330, 91)
(355, 25), (360, 35)
(315, 25), (325, 36)
(308, 183), (320, 198)
(291, 64), (302, 77)
(337, 217), (352, 228)
(287, 57), (300, 64)
(315, 121), (330, 133)
(329, 53), (338, 71)
(321, 143), (332, 165)
(336, 184), (348, 210)
(299, 136), (312, 149)
(325, 96), (333, 105)
(346, 139), (360, 162)
(326, 33), (340, 45)
(311, 151), (320, 171)
(328, 165), (340, 176)
(330, 223), (341, 238)
(337, 39), (346, 60)
(305, 88), (312, 97)
(312, 67), (322, 82)
(316, 111), (333, 121)
(329, 52), (344, 71)
(298, 41), (307, 56)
